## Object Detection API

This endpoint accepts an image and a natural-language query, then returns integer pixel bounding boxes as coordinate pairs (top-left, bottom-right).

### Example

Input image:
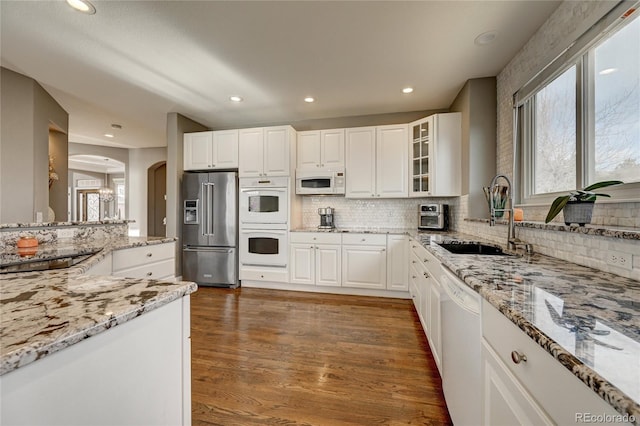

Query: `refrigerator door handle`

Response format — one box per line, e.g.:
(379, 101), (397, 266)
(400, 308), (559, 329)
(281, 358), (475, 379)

(201, 182), (215, 236)
(183, 247), (233, 254)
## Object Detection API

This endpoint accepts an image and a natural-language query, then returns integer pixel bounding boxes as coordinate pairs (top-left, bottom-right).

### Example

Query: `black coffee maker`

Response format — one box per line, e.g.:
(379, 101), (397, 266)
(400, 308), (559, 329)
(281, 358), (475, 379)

(317, 207), (335, 230)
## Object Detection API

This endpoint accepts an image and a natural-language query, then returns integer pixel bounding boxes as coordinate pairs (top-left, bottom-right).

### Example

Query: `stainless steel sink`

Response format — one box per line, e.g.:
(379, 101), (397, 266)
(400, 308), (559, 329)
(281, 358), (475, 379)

(437, 242), (509, 256)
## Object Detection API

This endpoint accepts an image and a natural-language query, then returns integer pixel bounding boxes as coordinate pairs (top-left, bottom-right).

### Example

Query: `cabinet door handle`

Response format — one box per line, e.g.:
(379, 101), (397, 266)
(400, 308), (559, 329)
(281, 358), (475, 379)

(310, 246), (314, 249)
(511, 351), (527, 364)
(146, 272), (153, 276)
(412, 260), (416, 263)
(412, 275), (417, 279)
(381, 248), (386, 252)
(423, 271), (429, 278)
(423, 258), (429, 262)
(146, 253), (153, 257)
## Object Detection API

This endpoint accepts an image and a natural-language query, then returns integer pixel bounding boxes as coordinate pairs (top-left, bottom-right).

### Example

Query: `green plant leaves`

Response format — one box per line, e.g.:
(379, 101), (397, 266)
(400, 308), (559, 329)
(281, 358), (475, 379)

(583, 180), (623, 192)
(545, 180), (623, 223)
(545, 195), (570, 223)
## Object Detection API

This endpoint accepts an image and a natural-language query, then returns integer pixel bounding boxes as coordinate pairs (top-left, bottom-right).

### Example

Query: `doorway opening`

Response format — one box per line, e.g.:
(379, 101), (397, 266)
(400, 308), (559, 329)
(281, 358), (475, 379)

(147, 161), (167, 237)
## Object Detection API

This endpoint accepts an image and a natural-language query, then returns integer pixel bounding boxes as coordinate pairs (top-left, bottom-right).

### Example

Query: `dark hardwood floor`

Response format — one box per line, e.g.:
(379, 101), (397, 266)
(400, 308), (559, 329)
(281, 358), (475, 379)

(191, 287), (452, 426)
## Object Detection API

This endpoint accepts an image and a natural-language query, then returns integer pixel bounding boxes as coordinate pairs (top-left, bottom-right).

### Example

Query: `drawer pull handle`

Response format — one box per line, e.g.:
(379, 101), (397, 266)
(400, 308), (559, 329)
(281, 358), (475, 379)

(423, 258), (429, 262)
(146, 253), (153, 257)
(511, 351), (527, 364)
(412, 260), (416, 264)
(423, 272), (429, 278)
(146, 272), (153, 276)
(412, 275), (417, 279)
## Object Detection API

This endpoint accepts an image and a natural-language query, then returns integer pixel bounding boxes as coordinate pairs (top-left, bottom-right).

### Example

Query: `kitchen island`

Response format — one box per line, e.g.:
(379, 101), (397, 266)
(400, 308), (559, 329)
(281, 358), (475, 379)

(0, 230), (197, 425)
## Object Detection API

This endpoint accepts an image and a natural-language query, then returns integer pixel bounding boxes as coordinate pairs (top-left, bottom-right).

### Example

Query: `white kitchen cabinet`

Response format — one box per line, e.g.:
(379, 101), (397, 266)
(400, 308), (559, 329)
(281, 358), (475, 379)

(428, 274), (442, 371)
(482, 299), (629, 426)
(289, 232), (341, 287)
(345, 127), (376, 197)
(239, 126), (295, 177)
(0, 297), (192, 426)
(341, 233), (387, 289)
(345, 125), (408, 198)
(376, 125), (409, 197)
(183, 130), (239, 171)
(296, 129), (345, 170)
(409, 238), (444, 374)
(482, 341), (553, 426)
(112, 242), (175, 281)
(386, 234), (408, 291)
(290, 243), (315, 285)
(409, 113), (461, 197)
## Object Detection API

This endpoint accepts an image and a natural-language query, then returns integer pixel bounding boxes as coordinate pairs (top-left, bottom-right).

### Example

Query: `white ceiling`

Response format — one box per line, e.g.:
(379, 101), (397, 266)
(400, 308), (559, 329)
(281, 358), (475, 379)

(1, 0), (561, 149)
(68, 155), (125, 174)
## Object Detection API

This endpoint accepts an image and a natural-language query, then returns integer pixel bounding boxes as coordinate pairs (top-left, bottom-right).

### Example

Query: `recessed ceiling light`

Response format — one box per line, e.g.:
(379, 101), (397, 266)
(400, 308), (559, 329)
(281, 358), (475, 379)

(402, 87), (414, 94)
(66, 0), (96, 15)
(304, 97), (315, 103)
(599, 68), (618, 75)
(474, 30), (498, 46)
(229, 96), (243, 102)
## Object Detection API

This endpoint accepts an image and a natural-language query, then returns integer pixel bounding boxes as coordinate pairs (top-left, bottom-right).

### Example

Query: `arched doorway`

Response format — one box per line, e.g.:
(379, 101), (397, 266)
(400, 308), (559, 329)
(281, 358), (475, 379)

(147, 161), (167, 237)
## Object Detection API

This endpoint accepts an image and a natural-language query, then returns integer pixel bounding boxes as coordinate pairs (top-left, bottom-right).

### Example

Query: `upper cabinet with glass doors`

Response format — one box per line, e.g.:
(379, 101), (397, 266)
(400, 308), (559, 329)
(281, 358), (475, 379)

(409, 113), (461, 197)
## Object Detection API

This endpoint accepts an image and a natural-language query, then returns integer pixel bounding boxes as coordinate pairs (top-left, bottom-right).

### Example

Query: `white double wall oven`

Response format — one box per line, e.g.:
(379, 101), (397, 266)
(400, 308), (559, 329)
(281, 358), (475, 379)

(239, 177), (290, 270)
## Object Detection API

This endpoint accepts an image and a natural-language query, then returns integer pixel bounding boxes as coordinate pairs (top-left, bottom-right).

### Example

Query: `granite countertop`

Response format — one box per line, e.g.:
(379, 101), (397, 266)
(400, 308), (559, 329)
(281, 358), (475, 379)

(1, 236), (177, 272)
(0, 236), (197, 375)
(412, 231), (640, 423)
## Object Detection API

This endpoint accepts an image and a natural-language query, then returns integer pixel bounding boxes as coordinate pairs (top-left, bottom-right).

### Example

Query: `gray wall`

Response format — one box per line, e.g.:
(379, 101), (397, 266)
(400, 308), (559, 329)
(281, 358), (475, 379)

(49, 129), (69, 221)
(0, 67), (68, 224)
(166, 112), (209, 277)
(128, 147), (167, 237)
(450, 77), (497, 219)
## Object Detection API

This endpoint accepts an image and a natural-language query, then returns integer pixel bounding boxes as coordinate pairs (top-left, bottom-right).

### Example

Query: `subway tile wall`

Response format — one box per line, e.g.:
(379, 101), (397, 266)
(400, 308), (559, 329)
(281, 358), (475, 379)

(457, 196), (640, 281)
(300, 196), (459, 230)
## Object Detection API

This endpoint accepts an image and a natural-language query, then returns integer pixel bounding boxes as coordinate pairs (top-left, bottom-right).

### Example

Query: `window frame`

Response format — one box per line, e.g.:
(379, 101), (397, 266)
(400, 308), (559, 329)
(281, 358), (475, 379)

(515, 1), (640, 205)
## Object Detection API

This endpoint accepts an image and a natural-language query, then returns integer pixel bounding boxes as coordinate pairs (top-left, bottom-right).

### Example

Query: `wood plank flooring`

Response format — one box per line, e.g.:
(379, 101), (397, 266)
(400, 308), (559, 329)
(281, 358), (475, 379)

(191, 287), (452, 425)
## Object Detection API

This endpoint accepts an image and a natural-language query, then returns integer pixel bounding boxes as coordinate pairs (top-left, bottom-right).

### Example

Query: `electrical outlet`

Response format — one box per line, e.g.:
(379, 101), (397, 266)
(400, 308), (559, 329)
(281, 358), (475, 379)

(606, 250), (632, 271)
(57, 228), (75, 239)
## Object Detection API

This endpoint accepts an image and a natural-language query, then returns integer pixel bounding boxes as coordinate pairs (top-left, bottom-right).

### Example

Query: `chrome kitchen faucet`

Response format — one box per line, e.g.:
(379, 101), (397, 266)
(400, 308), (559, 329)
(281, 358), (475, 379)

(488, 174), (533, 254)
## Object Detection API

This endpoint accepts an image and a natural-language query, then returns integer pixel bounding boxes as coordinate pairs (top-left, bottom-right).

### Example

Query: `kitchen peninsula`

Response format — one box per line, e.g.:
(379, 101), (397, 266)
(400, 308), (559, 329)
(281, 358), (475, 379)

(0, 221), (196, 425)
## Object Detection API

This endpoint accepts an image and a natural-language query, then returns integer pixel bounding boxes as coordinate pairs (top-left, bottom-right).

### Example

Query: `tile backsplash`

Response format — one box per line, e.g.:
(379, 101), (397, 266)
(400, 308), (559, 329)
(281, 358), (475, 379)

(456, 195), (640, 281)
(301, 196), (459, 230)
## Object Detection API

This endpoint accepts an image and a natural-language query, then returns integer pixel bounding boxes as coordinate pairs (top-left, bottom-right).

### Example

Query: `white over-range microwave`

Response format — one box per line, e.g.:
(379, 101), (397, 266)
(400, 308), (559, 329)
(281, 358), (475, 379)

(295, 168), (346, 195)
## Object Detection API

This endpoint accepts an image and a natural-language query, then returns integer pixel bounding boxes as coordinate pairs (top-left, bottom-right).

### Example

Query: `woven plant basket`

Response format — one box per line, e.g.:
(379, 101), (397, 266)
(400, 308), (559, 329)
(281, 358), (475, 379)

(562, 201), (594, 226)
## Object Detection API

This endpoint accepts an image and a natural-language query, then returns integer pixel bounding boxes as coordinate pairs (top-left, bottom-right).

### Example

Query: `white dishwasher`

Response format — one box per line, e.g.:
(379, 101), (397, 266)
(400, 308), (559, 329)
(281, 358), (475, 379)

(440, 266), (482, 426)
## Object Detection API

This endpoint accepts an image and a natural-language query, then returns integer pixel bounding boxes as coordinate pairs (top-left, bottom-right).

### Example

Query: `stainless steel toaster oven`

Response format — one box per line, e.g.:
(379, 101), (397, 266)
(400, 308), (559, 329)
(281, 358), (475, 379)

(418, 203), (448, 230)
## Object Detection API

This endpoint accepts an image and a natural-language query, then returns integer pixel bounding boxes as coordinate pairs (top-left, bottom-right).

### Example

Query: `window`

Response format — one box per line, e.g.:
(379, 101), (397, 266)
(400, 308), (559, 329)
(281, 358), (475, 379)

(518, 6), (639, 203)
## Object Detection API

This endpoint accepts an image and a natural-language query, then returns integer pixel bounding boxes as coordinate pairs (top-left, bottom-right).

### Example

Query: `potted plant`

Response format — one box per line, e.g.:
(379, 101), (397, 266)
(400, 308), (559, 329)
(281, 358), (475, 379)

(545, 180), (623, 226)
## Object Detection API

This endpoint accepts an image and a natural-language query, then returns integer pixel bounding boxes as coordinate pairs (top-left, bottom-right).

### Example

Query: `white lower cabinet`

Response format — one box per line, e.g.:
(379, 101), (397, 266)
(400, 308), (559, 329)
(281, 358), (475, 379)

(342, 234), (387, 289)
(409, 237), (443, 373)
(0, 297), (191, 425)
(289, 232), (341, 287)
(482, 299), (630, 426)
(482, 341), (553, 426)
(112, 242), (176, 281)
(386, 234), (408, 291)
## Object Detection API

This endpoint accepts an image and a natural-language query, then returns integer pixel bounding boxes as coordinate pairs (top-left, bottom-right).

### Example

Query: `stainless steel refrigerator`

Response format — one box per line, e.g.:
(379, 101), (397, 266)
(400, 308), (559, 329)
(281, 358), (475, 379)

(182, 171), (238, 287)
